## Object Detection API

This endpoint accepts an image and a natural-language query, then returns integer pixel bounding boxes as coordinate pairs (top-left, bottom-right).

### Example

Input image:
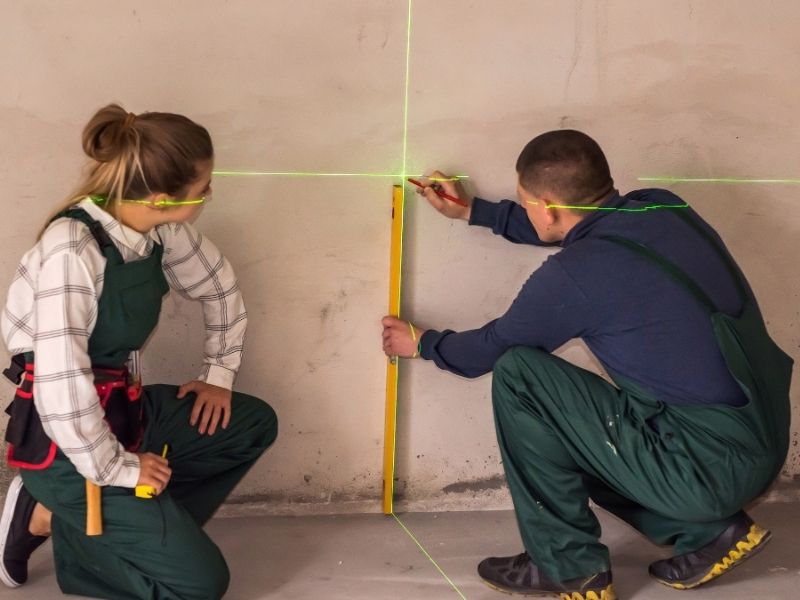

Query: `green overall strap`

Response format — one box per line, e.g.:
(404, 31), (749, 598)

(670, 209), (748, 302)
(601, 235), (719, 313)
(55, 208), (124, 266)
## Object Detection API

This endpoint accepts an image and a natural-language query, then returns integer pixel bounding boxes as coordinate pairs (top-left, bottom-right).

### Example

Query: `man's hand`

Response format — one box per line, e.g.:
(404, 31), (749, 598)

(382, 316), (425, 358)
(177, 380), (232, 435)
(417, 170), (471, 221)
(136, 452), (171, 494)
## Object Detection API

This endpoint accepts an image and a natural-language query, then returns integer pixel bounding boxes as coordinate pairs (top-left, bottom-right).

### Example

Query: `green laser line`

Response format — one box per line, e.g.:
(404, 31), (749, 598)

(401, 0), (412, 182)
(384, 0), (415, 517)
(542, 203), (690, 212)
(639, 177), (800, 185)
(90, 195), (205, 207)
(392, 513), (468, 600)
(212, 170), (467, 181)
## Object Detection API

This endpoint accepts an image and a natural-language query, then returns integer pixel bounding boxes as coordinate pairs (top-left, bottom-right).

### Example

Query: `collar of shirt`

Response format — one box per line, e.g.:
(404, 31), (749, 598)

(561, 191), (626, 247)
(77, 197), (161, 258)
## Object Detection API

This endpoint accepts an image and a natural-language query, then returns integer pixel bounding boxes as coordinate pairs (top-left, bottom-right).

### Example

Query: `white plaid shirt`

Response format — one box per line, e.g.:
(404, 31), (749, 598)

(1, 198), (247, 487)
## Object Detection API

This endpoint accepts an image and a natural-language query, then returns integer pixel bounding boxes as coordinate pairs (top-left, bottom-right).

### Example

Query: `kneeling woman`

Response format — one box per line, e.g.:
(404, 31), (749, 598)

(0, 104), (278, 599)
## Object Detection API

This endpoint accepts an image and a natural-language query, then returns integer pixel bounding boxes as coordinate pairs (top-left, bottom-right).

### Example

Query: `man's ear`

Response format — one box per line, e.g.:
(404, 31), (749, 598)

(541, 199), (559, 227)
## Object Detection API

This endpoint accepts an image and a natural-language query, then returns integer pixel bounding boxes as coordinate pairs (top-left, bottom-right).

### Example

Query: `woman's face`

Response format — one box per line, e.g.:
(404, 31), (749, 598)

(165, 159), (214, 224)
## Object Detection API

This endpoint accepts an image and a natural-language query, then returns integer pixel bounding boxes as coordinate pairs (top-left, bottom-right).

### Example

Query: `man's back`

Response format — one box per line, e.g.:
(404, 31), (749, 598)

(555, 188), (750, 405)
(422, 188), (751, 406)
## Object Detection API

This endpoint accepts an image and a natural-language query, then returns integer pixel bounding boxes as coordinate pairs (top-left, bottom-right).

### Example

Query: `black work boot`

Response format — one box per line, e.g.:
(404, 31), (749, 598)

(649, 513), (771, 590)
(0, 476), (49, 587)
(478, 551), (616, 599)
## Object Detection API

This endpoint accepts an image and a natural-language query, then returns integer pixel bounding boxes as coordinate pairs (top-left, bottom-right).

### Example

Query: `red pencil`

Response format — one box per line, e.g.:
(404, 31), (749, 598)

(407, 178), (468, 207)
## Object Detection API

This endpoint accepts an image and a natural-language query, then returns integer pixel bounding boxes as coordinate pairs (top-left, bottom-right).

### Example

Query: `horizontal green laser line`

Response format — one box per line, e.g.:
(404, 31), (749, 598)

(549, 203), (690, 212)
(526, 199), (690, 212)
(90, 195), (205, 207)
(392, 513), (468, 600)
(639, 177), (800, 185)
(213, 170), (468, 181)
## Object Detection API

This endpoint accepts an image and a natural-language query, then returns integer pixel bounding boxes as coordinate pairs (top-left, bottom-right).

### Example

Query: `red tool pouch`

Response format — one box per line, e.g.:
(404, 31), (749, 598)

(5, 361), (144, 470)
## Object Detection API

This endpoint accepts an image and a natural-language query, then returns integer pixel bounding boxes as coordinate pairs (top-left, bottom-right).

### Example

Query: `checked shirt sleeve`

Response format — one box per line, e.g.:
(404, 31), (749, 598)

(32, 251), (141, 487)
(158, 222), (247, 390)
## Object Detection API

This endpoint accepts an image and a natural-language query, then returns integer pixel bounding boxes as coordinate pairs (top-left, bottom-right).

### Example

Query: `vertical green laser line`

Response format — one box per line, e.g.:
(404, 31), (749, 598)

(401, 0), (413, 182)
(386, 0), (414, 516)
(389, 8), (466, 596)
(392, 513), (469, 600)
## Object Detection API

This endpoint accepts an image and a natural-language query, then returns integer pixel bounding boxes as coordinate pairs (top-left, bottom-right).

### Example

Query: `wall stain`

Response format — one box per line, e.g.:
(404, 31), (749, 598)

(442, 475), (506, 494)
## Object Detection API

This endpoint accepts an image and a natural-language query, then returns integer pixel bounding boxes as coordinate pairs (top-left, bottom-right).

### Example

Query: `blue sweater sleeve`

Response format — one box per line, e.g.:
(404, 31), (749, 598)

(469, 198), (558, 246)
(419, 256), (592, 377)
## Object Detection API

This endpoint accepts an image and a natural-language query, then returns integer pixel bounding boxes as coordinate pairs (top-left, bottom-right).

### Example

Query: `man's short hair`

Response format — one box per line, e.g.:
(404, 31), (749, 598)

(516, 130), (614, 206)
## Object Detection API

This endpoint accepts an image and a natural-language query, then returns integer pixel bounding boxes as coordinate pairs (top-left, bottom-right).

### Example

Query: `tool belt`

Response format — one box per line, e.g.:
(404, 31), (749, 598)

(4, 354), (144, 470)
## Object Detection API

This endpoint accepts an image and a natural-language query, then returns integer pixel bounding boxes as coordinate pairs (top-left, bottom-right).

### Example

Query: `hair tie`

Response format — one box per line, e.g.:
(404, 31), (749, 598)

(123, 112), (137, 129)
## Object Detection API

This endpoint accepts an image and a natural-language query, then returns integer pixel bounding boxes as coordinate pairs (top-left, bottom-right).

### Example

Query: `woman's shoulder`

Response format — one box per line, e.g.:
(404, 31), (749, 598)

(38, 213), (96, 261)
(35, 211), (107, 282)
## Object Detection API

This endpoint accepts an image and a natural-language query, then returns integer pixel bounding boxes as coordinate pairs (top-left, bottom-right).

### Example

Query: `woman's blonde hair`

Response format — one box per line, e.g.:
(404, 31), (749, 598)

(40, 103), (213, 237)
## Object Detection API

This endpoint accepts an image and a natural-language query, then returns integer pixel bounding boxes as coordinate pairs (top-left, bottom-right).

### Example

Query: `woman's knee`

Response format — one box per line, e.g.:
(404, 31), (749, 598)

(233, 392), (278, 448)
(177, 544), (230, 600)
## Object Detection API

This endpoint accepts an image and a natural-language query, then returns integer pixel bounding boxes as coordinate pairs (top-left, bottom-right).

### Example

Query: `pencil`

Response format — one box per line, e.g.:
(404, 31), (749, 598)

(407, 178), (468, 208)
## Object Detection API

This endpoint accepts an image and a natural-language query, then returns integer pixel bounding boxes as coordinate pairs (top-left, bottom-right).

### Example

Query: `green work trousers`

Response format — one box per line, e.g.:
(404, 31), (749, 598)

(492, 347), (785, 582)
(22, 384), (278, 600)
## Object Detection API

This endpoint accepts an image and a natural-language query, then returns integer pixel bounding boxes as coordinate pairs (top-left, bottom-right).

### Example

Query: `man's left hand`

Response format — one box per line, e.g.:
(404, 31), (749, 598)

(382, 316), (425, 358)
(177, 380), (232, 436)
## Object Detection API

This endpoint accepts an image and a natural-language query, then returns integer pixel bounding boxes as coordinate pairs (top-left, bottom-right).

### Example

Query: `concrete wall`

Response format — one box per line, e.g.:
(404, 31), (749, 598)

(1, 1), (798, 513)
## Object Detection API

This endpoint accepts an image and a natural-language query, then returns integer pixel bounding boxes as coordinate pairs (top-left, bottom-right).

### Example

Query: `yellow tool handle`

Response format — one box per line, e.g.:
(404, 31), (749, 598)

(135, 443), (170, 499)
(134, 484), (157, 499)
(85, 480), (103, 536)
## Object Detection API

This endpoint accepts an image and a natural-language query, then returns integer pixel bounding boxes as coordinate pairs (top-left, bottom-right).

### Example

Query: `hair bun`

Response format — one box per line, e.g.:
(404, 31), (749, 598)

(82, 103), (137, 162)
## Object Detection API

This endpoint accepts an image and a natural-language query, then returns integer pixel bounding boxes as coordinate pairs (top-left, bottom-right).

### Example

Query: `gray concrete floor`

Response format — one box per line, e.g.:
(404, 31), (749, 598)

(5, 502), (798, 599)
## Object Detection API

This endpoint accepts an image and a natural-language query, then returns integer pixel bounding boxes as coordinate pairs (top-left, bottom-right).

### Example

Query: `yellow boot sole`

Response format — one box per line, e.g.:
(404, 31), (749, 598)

(655, 523), (771, 590)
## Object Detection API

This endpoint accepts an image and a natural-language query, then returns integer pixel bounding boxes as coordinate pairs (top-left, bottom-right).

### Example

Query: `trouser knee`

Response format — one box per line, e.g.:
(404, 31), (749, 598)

(178, 548), (230, 600)
(236, 392), (279, 450)
(492, 347), (549, 408)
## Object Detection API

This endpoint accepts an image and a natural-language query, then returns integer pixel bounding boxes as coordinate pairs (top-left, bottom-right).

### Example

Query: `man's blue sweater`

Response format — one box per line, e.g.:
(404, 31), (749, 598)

(419, 189), (751, 406)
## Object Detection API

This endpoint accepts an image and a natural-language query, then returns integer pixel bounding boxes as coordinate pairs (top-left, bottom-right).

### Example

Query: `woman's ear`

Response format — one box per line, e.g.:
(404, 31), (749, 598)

(148, 193), (172, 209)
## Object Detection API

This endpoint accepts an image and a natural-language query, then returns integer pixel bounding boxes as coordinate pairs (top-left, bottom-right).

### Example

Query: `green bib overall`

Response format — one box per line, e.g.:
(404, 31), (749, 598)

(18, 208), (278, 600)
(491, 211), (793, 582)
(5, 208), (167, 467)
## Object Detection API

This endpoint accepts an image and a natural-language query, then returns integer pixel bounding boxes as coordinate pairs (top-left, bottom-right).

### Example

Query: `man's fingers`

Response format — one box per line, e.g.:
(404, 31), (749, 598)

(423, 187), (447, 211)
(221, 405), (231, 430)
(422, 170), (447, 185)
(425, 170), (458, 194)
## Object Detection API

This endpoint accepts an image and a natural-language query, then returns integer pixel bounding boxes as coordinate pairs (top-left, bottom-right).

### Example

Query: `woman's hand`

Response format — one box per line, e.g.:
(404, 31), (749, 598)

(136, 452), (171, 494)
(177, 380), (232, 435)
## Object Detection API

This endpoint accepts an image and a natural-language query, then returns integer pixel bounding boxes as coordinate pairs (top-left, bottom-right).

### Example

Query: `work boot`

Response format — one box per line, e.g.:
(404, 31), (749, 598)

(478, 551), (616, 599)
(0, 476), (48, 587)
(649, 513), (770, 590)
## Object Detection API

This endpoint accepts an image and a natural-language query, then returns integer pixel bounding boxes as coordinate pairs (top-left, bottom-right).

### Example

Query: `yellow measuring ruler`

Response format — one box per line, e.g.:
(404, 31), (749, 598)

(383, 184), (405, 514)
